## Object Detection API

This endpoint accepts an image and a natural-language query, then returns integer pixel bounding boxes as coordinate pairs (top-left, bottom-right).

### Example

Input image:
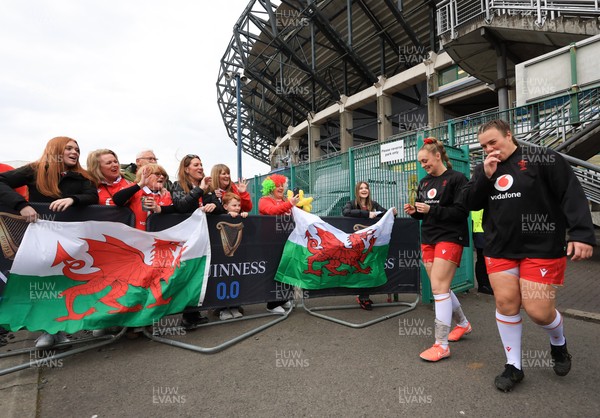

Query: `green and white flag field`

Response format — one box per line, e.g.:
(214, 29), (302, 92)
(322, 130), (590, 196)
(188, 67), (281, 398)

(275, 206), (395, 289)
(0, 209), (210, 333)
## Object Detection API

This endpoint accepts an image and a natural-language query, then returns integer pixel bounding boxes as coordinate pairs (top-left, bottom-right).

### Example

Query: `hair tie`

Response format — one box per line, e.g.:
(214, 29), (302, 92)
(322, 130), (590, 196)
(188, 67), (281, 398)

(424, 137), (435, 144)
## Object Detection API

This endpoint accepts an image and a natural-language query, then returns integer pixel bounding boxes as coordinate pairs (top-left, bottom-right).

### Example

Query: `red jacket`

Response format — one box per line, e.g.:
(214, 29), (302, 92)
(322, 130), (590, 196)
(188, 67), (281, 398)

(97, 177), (132, 206)
(258, 196), (293, 215)
(113, 184), (174, 230)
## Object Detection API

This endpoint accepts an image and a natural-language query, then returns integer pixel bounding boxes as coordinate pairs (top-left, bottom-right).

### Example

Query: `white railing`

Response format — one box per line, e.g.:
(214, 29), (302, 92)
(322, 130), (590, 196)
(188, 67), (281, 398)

(438, 0), (600, 37)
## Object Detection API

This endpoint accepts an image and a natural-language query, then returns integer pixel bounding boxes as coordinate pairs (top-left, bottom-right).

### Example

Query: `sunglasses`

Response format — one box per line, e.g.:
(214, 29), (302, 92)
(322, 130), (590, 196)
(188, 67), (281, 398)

(140, 156), (158, 161)
(186, 154), (200, 159)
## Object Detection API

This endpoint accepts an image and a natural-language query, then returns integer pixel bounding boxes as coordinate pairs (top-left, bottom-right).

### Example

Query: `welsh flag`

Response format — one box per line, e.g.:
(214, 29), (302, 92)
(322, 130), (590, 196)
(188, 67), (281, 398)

(0, 209), (210, 333)
(275, 207), (395, 289)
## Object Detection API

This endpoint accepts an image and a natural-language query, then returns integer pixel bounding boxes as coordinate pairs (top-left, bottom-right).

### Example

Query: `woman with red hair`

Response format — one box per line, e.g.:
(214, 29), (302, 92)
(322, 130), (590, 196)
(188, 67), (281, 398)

(404, 137), (471, 362)
(0, 136), (98, 348)
(258, 174), (298, 215)
(0, 136), (98, 223)
(258, 174), (299, 313)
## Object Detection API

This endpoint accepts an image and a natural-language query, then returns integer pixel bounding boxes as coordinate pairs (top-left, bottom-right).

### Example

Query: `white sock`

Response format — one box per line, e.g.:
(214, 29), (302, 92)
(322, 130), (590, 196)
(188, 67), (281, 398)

(450, 291), (469, 327)
(496, 311), (522, 370)
(541, 310), (565, 346)
(434, 293), (452, 349)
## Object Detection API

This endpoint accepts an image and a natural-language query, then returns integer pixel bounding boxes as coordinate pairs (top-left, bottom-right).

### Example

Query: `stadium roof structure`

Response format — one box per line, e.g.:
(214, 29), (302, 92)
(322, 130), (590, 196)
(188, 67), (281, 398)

(216, 0), (436, 165)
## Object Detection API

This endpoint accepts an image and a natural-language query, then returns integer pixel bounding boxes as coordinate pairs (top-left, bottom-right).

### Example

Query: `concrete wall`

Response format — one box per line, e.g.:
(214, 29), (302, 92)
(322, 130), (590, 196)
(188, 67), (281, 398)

(516, 34), (600, 106)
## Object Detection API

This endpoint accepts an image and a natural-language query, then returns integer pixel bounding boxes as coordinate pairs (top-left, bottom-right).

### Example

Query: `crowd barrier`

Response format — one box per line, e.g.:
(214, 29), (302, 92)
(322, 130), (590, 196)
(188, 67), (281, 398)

(0, 203), (420, 373)
(147, 211), (421, 332)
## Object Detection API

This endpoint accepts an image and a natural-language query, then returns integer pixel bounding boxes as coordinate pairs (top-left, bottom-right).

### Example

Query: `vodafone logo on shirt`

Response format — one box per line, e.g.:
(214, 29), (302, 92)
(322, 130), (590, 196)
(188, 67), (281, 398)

(494, 175), (514, 191)
(427, 189), (437, 199)
(490, 174), (521, 200)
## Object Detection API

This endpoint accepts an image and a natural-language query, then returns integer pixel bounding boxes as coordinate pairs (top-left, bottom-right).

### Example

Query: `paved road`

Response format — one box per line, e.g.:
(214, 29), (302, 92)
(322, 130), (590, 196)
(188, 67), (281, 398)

(3, 237), (600, 418)
(2, 288), (599, 418)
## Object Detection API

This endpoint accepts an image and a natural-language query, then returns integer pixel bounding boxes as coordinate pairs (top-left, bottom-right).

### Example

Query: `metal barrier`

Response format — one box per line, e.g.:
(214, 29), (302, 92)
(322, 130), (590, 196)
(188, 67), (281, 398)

(300, 296), (419, 329)
(0, 327), (128, 377)
(142, 306), (293, 355)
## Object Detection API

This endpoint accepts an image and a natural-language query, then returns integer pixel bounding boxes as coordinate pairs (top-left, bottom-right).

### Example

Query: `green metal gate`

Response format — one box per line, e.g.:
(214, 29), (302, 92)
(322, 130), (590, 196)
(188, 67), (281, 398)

(246, 131), (475, 302)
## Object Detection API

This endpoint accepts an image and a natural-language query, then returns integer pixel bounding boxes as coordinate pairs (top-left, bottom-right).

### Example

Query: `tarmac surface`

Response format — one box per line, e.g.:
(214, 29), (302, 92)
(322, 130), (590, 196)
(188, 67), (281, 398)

(1, 248), (600, 418)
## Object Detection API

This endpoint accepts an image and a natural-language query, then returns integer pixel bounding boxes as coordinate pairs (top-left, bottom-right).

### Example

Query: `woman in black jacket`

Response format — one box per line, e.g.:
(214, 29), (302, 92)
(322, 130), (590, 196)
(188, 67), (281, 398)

(170, 154), (218, 214)
(404, 137), (471, 363)
(342, 181), (395, 310)
(0, 137), (97, 222)
(0, 136), (98, 348)
(342, 181), (387, 219)
(168, 154), (217, 328)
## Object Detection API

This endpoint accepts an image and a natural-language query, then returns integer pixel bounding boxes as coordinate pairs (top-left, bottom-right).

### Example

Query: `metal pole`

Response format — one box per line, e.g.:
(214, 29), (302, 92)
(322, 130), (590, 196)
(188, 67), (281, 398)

(497, 43), (509, 112)
(236, 73), (242, 180)
(569, 43), (580, 125)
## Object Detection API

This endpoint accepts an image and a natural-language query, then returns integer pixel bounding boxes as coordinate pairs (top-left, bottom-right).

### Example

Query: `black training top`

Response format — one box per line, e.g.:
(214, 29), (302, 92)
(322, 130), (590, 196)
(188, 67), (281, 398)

(410, 168), (469, 246)
(462, 145), (596, 258)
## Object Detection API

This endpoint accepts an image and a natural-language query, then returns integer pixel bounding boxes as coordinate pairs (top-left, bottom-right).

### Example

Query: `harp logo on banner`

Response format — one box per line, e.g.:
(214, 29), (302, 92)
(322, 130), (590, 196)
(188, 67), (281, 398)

(0, 212), (27, 260)
(215, 221), (244, 257)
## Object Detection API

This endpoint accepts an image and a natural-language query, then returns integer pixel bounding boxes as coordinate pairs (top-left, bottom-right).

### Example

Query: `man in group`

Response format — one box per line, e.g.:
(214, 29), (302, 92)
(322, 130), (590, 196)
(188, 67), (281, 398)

(121, 150), (172, 191)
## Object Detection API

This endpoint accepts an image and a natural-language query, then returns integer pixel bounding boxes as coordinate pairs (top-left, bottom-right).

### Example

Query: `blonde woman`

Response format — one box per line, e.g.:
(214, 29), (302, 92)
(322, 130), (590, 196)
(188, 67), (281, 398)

(404, 137), (471, 362)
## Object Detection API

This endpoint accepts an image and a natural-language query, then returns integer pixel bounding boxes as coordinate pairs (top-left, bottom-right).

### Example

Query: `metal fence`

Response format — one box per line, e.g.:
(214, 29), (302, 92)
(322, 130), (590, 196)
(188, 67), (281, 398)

(249, 133), (424, 218)
(246, 135), (474, 302)
(248, 86), (600, 211)
(243, 81), (600, 303)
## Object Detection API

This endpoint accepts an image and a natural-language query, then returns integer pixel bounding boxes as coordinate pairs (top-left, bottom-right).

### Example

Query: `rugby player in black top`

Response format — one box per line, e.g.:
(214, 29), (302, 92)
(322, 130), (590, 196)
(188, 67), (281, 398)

(462, 119), (595, 392)
(404, 137), (472, 362)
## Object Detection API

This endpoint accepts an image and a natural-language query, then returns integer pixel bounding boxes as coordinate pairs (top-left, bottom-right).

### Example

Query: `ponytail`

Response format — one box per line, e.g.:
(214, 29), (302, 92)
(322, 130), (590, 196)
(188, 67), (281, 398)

(421, 137), (452, 169)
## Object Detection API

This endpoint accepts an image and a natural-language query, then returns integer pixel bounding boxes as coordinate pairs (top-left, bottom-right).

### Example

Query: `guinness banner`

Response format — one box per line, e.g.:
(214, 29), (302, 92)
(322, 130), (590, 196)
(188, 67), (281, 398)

(147, 213), (420, 309)
(0, 207), (420, 310)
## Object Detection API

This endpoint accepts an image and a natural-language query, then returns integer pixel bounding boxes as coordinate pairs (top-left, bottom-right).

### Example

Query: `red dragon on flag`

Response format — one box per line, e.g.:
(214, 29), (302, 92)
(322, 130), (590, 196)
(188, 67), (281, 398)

(303, 227), (376, 276)
(275, 207), (395, 290)
(51, 235), (185, 321)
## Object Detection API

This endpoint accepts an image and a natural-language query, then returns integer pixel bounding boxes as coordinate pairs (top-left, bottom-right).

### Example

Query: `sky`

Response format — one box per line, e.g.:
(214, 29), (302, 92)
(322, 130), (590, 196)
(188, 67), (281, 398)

(0, 0), (271, 179)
